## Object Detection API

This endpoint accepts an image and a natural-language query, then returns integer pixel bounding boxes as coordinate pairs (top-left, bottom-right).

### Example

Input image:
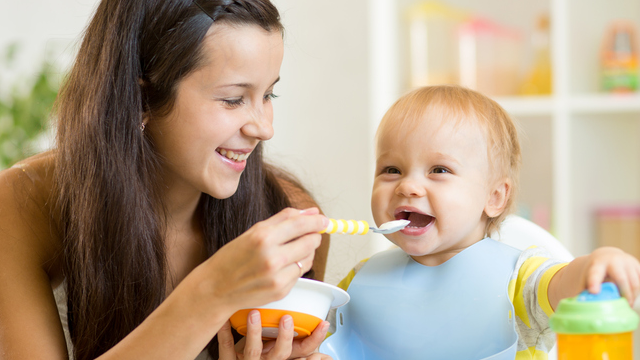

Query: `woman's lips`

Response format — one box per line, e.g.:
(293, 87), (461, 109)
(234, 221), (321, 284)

(216, 150), (247, 172)
(215, 148), (252, 172)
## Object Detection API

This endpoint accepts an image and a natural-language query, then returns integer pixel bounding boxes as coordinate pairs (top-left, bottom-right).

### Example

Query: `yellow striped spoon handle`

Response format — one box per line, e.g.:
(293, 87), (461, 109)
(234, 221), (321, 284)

(320, 219), (410, 235)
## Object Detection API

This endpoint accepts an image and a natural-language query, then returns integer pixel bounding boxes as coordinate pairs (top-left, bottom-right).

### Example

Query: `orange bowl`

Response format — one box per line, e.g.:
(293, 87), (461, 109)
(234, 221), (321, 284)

(230, 278), (349, 339)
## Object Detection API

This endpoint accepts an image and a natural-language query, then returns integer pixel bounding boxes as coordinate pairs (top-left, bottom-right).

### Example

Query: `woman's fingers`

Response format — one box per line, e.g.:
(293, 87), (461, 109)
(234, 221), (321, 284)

(262, 315), (295, 359)
(293, 252), (315, 278)
(276, 216), (326, 247)
(218, 321), (239, 360)
(290, 321), (330, 358)
(236, 316), (331, 360)
(303, 354), (334, 360)
(283, 234), (321, 275)
(242, 310), (265, 359)
(259, 207), (321, 234)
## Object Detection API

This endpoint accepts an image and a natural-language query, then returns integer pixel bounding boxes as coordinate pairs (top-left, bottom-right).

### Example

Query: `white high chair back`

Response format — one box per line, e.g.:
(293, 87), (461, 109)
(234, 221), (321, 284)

(492, 215), (574, 262)
(492, 215), (574, 360)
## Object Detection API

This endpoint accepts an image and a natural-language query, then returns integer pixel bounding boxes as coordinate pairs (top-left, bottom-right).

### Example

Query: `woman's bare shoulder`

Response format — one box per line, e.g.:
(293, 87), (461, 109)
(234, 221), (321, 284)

(0, 151), (62, 280)
(0, 152), (68, 358)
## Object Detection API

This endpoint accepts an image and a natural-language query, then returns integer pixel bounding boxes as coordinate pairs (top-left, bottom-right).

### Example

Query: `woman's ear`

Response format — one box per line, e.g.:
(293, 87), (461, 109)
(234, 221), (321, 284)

(139, 78), (150, 131)
(484, 178), (511, 218)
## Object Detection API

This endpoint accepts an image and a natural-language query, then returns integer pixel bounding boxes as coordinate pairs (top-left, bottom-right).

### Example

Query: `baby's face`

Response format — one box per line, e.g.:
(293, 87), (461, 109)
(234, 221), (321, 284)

(371, 113), (495, 266)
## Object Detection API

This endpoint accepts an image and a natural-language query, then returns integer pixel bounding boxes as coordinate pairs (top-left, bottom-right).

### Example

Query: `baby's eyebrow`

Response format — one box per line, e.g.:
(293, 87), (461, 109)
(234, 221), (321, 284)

(433, 152), (461, 165)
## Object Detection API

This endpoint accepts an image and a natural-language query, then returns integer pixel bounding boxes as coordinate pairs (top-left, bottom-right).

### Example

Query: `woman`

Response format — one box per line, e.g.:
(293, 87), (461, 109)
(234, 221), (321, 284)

(0, 0), (331, 359)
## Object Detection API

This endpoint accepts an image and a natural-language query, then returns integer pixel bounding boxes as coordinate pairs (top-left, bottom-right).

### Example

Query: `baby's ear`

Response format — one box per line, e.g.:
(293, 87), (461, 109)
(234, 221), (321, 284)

(484, 178), (511, 218)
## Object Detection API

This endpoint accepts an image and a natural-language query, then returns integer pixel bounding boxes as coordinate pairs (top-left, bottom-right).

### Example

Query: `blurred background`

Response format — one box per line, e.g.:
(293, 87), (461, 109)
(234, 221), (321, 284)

(2, 0), (640, 301)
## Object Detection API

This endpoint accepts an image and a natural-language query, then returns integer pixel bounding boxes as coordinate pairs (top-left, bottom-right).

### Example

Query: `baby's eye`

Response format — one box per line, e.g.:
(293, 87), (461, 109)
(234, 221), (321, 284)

(431, 167), (450, 174)
(383, 167), (401, 175)
(222, 97), (244, 108)
(264, 93), (279, 102)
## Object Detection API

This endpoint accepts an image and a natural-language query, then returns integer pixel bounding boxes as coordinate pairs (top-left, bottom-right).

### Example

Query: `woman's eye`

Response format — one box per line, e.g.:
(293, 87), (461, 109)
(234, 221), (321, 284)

(432, 167), (449, 174)
(222, 98), (244, 108)
(264, 93), (279, 102)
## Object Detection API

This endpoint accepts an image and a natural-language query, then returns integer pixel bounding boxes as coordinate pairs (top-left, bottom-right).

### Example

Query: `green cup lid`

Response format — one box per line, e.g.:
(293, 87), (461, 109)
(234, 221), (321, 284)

(550, 282), (639, 334)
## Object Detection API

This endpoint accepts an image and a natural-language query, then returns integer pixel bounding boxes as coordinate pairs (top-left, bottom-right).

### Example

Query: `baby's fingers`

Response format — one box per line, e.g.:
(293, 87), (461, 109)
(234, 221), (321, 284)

(586, 262), (607, 295)
(587, 250), (640, 306)
(623, 260), (640, 306)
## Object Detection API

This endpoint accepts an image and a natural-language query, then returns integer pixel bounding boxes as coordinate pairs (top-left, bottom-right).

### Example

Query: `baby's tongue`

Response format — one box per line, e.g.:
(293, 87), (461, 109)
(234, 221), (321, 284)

(407, 212), (432, 227)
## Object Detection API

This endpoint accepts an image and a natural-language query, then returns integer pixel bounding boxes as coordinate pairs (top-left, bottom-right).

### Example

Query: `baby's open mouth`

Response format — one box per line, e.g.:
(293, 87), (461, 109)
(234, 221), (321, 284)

(216, 148), (250, 162)
(395, 211), (434, 228)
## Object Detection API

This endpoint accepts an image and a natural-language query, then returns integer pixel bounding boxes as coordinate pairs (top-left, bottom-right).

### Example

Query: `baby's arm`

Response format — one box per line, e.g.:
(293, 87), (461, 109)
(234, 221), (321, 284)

(547, 247), (640, 309)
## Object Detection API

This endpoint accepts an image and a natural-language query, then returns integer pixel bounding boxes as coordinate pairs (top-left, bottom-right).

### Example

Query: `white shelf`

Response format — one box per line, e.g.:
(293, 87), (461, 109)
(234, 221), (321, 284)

(494, 96), (553, 116)
(496, 93), (640, 116)
(570, 93), (640, 114)
(494, 96), (554, 116)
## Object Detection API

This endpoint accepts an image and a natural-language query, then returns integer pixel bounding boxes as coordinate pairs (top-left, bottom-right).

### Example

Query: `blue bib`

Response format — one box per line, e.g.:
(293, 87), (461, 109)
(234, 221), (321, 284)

(320, 238), (520, 360)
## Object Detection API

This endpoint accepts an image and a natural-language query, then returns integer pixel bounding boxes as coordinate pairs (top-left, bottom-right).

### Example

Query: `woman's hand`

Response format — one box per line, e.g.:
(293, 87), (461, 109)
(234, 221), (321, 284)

(217, 311), (331, 360)
(194, 207), (327, 315)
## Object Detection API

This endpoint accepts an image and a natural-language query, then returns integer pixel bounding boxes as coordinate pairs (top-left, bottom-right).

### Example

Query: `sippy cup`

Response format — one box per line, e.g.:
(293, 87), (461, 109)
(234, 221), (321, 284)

(549, 282), (639, 359)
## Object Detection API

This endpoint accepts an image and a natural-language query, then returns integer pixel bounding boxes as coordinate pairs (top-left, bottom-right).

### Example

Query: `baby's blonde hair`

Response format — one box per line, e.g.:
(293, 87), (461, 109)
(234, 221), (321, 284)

(377, 85), (522, 236)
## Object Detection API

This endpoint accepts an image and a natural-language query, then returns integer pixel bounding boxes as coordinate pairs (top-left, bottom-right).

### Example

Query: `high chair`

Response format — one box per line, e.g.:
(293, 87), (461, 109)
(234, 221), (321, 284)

(321, 215), (573, 360)
(492, 215), (574, 360)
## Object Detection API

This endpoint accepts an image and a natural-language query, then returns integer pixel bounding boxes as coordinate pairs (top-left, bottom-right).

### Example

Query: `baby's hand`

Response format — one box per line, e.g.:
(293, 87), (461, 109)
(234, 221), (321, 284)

(584, 247), (640, 306)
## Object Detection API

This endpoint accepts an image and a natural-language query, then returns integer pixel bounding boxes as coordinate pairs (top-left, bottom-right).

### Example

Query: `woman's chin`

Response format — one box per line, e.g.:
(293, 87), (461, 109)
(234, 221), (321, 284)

(206, 183), (241, 200)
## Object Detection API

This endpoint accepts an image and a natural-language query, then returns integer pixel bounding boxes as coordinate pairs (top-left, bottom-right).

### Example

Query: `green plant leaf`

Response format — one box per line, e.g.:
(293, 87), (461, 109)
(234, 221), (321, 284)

(0, 45), (61, 169)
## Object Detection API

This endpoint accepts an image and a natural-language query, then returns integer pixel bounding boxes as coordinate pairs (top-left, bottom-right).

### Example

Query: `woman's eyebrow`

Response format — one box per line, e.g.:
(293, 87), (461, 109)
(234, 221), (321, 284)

(217, 76), (281, 90)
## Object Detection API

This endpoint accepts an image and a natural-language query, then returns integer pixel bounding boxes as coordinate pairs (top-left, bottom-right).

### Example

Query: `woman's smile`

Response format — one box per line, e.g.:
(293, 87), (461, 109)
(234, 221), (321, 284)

(151, 23), (284, 200)
(216, 147), (253, 172)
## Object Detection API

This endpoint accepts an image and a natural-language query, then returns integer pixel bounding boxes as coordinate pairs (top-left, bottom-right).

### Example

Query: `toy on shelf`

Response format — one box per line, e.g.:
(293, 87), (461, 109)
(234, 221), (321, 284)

(458, 17), (522, 96)
(520, 14), (552, 95)
(406, 1), (469, 89)
(550, 282), (639, 359)
(406, 1), (523, 97)
(595, 205), (640, 262)
(600, 21), (639, 93)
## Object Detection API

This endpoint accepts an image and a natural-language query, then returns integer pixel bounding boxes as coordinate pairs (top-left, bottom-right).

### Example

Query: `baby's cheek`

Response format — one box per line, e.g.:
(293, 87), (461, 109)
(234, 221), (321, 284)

(370, 194), (387, 223)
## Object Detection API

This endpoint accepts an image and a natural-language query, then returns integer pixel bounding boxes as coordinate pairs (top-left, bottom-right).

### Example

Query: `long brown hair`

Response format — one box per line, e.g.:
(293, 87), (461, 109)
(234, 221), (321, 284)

(54, 1), (287, 358)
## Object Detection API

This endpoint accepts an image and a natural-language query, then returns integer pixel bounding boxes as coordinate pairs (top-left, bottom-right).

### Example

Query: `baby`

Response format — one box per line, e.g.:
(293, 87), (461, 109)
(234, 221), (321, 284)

(321, 85), (640, 360)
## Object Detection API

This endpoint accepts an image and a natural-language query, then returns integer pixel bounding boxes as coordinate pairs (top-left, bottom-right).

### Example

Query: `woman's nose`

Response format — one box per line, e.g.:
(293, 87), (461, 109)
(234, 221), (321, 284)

(395, 178), (426, 197)
(242, 106), (274, 141)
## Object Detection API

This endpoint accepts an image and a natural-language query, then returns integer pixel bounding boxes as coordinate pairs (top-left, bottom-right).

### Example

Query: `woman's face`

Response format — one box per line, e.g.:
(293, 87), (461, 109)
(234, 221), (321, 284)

(150, 23), (284, 201)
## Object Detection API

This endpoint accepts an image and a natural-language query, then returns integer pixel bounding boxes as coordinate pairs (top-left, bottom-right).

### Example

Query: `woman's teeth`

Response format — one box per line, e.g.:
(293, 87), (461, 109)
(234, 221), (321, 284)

(217, 149), (250, 162)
